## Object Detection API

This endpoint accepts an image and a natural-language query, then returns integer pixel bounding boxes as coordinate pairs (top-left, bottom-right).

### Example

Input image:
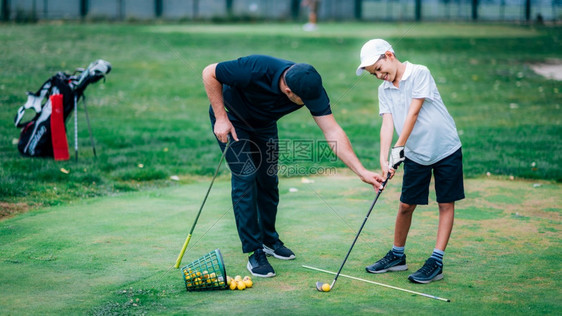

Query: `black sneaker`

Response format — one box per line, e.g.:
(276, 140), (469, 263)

(366, 250), (408, 274)
(263, 242), (295, 260)
(408, 258), (443, 284)
(247, 248), (276, 278)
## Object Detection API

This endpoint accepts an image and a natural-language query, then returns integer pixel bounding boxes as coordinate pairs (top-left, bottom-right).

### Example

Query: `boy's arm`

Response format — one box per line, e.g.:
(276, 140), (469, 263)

(395, 98), (424, 147)
(380, 113), (394, 178)
(388, 98), (424, 171)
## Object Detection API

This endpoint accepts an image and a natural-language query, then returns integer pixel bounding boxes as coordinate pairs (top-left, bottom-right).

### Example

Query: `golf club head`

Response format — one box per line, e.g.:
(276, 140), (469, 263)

(316, 281), (330, 292)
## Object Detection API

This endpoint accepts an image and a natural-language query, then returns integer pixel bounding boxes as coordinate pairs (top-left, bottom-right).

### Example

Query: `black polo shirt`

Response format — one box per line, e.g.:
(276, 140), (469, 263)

(215, 55), (332, 128)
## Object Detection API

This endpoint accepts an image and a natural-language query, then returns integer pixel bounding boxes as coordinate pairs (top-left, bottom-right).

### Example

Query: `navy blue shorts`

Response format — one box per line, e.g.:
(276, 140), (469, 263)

(400, 148), (465, 205)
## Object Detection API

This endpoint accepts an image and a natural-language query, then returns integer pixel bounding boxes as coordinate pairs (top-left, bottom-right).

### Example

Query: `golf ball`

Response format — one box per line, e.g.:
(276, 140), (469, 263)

(322, 283), (331, 292)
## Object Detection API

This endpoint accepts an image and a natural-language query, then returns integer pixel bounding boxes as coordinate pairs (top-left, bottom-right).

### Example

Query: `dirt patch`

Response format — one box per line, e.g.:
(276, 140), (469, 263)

(529, 59), (562, 80)
(0, 202), (30, 220)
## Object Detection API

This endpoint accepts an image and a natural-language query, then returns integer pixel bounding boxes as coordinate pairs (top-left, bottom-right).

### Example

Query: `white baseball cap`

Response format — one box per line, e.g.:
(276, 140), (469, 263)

(356, 39), (394, 76)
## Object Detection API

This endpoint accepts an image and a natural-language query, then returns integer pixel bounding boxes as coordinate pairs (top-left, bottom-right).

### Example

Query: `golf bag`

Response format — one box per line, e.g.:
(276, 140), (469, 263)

(14, 60), (111, 159)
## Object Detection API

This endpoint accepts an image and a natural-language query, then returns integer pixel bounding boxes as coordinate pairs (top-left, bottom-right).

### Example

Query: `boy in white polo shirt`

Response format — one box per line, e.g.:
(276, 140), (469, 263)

(356, 39), (464, 284)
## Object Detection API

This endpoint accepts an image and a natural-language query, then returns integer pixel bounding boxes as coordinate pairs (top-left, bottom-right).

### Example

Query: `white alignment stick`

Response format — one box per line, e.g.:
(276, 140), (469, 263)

(302, 265), (450, 302)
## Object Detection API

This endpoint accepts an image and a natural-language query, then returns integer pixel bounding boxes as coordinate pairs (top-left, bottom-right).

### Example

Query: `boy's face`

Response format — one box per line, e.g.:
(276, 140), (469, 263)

(364, 53), (396, 83)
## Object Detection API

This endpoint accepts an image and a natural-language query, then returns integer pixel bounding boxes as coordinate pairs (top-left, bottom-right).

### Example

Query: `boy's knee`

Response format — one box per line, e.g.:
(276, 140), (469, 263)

(399, 202), (416, 215)
(438, 202), (455, 213)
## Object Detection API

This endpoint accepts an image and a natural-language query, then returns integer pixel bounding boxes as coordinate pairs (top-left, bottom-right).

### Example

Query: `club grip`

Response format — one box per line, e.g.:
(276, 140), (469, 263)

(174, 234), (192, 268)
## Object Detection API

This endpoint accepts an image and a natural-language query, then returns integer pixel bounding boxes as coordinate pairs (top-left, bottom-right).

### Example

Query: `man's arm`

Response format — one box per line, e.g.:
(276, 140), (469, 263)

(202, 63), (238, 143)
(313, 114), (383, 190)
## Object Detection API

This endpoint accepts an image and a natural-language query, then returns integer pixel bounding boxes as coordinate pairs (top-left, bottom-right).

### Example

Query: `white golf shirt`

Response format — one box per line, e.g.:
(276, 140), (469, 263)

(378, 62), (461, 165)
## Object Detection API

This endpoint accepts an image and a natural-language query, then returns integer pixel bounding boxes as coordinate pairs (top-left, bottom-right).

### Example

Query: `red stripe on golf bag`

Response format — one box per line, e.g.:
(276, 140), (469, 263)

(50, 94), (70, 161)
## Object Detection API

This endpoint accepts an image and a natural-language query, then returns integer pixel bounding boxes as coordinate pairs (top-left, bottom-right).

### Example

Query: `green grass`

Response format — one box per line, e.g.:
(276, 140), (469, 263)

(1, 22), (561, 315)
(0, 22), (561, 314)
(0, 22), (561, 213)
(0, 175), (560, 315)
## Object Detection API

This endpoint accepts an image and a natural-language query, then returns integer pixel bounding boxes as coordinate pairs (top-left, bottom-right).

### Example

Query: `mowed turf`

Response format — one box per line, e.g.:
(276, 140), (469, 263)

(1, 174), (560, 315)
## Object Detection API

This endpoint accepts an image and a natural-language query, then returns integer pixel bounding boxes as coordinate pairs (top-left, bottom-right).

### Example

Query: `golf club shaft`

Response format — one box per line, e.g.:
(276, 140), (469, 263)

(331, 173), (391, 289)
(174, 137), (231, 268)
(303, 265), (450, 302)
(81, 97), (97, 157)
(74, 96), (78, 162)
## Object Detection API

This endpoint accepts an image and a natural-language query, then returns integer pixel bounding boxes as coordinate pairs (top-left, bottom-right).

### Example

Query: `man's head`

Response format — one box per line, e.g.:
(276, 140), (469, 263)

(283, 63), (329, 108)
(356, 39), (394, 76)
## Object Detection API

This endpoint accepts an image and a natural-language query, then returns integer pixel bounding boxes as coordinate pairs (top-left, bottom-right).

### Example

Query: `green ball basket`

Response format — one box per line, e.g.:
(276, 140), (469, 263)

(181, 249), (228, 291)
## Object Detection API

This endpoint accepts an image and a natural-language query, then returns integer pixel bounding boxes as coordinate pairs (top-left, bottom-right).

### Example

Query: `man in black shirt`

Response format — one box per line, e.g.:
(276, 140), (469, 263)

(203, 55), (383, 278)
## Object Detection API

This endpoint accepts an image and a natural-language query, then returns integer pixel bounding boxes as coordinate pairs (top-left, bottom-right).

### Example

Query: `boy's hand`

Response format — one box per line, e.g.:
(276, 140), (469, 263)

(390, 146), (405, 169)
(382, 164), (396, 180)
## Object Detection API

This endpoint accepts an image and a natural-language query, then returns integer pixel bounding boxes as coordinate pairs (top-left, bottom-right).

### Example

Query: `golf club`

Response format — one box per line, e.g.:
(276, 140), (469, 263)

(72, 59), (110, 161)
(74, 96), (79, 161)
(304, 265), (450, 302)
(174, 135), (231, 268)
(81, 97), (97, 158)
(316, 171), (392, 292)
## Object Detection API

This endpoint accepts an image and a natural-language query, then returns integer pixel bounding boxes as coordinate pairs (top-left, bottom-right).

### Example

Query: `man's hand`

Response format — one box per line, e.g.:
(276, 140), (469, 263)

(213, 118), (238, 143)
(359, 170), (385, 191)
(389, 146), (405, 170)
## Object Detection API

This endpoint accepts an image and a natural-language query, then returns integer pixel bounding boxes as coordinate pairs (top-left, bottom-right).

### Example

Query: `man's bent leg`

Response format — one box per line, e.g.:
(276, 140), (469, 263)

(254, 128), (280, 246)
(212, 121), (262, 253)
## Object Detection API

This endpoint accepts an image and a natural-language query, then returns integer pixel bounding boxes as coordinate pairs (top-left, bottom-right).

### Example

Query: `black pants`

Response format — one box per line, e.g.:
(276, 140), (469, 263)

(210, 110), (280, 253)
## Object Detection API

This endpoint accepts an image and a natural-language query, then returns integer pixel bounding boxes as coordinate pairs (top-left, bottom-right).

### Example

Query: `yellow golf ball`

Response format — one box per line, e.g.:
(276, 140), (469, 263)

(322, 283), (331, 292)
(237, 281), (246, 290)
(243, 279), (253, 288)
